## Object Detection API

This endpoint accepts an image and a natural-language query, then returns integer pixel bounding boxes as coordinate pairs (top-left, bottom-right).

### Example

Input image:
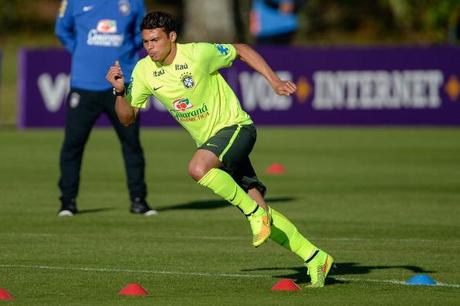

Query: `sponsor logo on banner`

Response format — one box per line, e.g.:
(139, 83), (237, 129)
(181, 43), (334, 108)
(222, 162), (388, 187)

(312, 70), (444, 110)
(87, 20), (123, 47)
(445, 75), (460, 101)
(238, 71), (293, 111)
(37, 73), (70, 112)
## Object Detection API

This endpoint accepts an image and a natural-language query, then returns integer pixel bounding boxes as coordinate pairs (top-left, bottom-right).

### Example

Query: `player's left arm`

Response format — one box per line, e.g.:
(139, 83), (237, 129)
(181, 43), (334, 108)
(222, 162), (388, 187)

(233, 43), (296, 96)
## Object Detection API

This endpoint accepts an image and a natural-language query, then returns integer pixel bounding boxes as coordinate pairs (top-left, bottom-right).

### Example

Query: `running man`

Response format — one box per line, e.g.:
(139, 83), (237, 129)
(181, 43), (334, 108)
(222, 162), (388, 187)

(106, 11), (334, 287)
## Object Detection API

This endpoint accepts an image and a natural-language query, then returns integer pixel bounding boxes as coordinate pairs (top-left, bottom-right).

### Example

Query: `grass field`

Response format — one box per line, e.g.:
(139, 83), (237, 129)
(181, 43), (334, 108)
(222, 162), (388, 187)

(0, 127), (459, 305)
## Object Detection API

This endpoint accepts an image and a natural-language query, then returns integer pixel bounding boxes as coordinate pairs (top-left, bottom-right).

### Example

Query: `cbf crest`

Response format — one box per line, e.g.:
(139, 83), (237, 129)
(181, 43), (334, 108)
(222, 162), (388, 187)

(118, 0), (131, 15)
(181, 73), (194, 89)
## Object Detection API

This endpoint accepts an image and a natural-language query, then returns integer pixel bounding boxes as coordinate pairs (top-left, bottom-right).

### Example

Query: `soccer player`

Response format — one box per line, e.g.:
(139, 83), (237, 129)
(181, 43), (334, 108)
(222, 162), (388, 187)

(106, 11), (334, 287)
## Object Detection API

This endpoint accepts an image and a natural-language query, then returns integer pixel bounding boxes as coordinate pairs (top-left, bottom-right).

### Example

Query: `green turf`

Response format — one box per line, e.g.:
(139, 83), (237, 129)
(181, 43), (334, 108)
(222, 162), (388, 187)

(0, 127), (459, 305)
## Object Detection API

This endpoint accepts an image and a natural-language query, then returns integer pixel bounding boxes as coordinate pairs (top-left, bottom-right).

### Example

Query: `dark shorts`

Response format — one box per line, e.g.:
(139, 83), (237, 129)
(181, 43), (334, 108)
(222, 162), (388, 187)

(198, 124), (267, 195)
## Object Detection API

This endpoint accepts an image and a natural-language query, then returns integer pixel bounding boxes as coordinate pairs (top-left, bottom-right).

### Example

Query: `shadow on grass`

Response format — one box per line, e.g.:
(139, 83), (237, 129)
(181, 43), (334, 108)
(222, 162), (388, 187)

(77, 208), (115, 214)
(156, 196), (295, 212)
(242, 262), (434, 285)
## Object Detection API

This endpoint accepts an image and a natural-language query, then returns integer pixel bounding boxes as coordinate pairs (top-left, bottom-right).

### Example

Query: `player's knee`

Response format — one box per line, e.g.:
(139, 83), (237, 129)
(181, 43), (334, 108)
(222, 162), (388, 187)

(188, 163), (208, 181)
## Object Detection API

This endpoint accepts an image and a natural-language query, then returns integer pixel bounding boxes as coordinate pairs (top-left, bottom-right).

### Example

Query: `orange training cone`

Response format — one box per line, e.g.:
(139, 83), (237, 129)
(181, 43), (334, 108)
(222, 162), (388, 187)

(0, 288), (14, 300)
(118, 283), (149, 296)
(266, 163), (286, 175)
(271, 279), (301, 291)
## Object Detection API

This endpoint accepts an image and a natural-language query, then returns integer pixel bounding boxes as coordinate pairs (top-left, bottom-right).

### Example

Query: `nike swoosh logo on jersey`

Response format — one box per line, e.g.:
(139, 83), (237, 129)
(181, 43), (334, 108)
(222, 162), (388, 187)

(83, 5), (93, 12)
(153, 86), (163, 91)
(206, 143), (218, 148)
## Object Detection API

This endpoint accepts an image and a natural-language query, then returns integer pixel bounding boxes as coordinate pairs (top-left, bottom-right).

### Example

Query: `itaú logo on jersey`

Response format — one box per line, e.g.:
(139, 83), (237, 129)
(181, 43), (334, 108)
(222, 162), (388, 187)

(173, 98), (193, 112)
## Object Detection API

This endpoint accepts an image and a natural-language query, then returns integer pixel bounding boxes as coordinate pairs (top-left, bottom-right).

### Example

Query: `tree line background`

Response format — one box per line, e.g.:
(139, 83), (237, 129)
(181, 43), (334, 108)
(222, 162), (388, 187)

(0, 0), (459, 45)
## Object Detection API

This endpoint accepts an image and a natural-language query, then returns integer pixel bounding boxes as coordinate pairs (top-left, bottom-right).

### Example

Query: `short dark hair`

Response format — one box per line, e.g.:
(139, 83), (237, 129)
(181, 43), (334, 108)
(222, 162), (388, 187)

(140, 11), (177, 34)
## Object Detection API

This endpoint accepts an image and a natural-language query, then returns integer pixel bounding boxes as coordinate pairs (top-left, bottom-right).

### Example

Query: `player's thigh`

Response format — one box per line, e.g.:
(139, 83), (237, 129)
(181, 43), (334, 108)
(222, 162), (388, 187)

(199, 124), (257, 168)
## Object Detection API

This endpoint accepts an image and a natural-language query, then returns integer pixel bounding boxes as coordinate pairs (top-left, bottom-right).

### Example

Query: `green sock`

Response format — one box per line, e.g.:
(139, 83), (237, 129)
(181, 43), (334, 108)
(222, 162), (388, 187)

(269, 207), (318, 261)
(198, 168), (258, 215)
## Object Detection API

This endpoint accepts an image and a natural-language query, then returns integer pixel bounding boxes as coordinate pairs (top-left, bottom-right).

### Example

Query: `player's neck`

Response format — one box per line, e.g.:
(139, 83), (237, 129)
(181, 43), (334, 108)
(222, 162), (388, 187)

(161, 43), (177, 66)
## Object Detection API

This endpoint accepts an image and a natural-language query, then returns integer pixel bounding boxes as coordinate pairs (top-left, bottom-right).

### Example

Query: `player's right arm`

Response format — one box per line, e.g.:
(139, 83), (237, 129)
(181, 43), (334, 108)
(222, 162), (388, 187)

(106, 61), (139, 126)
(55, 0), (76, 52)
(234, 43), (296, 96)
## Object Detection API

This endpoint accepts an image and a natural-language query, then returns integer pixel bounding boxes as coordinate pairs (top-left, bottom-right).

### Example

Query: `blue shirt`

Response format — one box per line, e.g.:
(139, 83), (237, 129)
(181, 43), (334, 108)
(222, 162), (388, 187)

(251, 0), (299, 37)
(55, 0), (145, 91)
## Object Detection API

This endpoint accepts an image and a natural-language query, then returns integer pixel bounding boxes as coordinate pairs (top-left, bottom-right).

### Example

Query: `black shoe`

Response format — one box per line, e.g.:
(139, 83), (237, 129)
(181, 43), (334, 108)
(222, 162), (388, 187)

(130, 198), (158, 216)
(58, 197), (78, 217)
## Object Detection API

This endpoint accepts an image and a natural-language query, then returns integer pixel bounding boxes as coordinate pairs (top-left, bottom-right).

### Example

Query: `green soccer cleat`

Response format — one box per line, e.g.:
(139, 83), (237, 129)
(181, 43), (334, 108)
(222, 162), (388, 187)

(305, 249), (334, 288)
(247, 207), (271, 247)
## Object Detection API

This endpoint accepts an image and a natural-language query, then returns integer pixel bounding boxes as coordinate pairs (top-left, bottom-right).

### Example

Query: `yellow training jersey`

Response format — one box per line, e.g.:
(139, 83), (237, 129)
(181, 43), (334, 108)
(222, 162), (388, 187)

(127, 42), (253, 146)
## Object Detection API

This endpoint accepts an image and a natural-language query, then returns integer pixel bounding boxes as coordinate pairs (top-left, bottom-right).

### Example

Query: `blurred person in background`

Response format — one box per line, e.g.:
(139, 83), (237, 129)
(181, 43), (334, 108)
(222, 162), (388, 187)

(448, 5), (460, 44)
(250, 0), (305, 45)
(106, 11), (334, 287)
(55, 0), (157, 217)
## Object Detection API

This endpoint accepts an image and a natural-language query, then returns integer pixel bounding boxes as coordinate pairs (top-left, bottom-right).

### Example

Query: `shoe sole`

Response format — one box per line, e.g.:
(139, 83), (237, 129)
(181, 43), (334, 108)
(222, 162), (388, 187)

(143, 210), (159, 216)
(58, 210), (74, 217)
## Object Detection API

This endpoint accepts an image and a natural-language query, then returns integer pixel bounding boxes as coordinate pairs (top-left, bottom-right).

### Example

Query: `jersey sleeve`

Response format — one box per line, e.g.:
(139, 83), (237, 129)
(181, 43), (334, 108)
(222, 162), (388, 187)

(133, 0), (146, 50)
(193, 43), (237, 74)
(127, 63), (151, 109)
(55, 0), (75, 53)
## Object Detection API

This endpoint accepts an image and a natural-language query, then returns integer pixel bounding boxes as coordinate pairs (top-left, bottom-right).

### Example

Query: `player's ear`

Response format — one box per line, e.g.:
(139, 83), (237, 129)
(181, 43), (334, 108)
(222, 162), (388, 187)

(169, 31), (177, 43)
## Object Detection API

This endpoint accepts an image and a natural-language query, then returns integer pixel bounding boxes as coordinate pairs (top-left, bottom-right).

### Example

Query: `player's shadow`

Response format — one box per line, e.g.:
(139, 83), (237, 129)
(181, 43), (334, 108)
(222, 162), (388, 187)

(156, 196), (295, 212)
(332, 262), (434, 275)
(77, 208), (115, 214)
(241, 266), (342, 285)
(241, 262), (434, 285)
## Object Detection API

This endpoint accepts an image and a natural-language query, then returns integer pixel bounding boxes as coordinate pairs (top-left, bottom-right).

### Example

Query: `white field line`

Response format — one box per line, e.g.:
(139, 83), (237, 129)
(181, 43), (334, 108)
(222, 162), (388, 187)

(0, 264), (459, 288)
(0, 233), (456, 244)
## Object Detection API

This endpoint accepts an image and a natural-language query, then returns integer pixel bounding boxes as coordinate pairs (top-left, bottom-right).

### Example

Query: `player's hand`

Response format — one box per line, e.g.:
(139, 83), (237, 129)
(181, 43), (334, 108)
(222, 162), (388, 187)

(106, 60), (125, 92)
(273, 80), (296, 96)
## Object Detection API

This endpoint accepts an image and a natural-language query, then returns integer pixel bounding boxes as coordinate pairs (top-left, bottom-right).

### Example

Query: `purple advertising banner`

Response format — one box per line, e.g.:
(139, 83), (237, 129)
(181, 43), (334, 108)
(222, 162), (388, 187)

(18, 46), (460, 128)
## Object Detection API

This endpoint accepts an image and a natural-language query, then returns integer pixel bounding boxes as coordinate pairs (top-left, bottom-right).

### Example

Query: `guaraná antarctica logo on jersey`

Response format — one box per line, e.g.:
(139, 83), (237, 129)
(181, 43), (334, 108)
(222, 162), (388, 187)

(87, 19), (124, 47)
(181, 73), (194, 89)
(173, 98), (193, 112)
(170, 98), (209, 122)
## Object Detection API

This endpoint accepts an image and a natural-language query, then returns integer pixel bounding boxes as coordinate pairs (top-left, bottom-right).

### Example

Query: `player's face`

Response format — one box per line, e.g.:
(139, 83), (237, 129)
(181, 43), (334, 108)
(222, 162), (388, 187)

(142, 28), (176, 64)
